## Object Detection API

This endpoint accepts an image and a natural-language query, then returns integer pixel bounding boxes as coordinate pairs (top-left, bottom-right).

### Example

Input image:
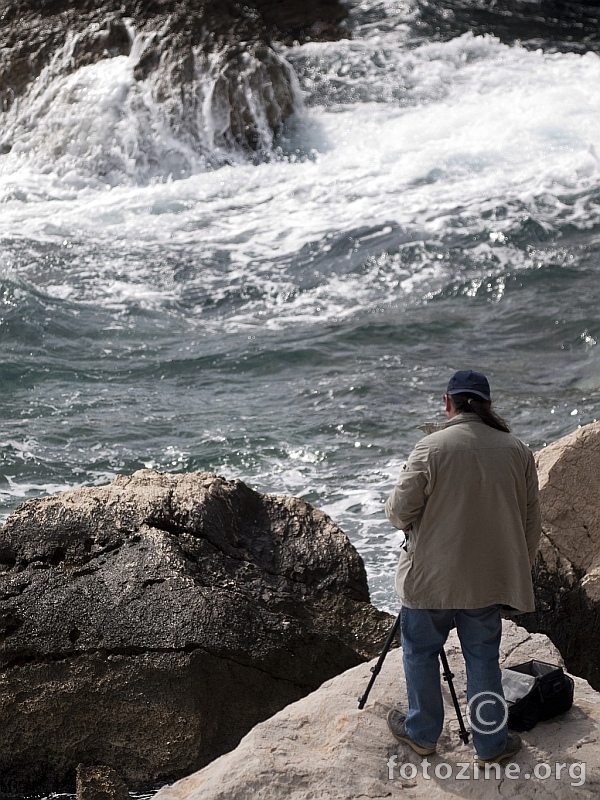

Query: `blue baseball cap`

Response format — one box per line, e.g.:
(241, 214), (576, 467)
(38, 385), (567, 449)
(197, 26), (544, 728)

(446, 370), (491, 401)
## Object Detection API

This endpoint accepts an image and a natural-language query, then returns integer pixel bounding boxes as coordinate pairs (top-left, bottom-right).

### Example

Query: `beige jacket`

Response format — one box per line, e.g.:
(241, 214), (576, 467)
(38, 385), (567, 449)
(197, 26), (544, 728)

(386, 414), (541, 612)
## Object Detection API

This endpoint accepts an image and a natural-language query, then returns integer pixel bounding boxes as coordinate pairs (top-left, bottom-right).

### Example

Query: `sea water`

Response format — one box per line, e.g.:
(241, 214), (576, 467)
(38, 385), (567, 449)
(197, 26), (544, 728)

(1, 0), (599, 612)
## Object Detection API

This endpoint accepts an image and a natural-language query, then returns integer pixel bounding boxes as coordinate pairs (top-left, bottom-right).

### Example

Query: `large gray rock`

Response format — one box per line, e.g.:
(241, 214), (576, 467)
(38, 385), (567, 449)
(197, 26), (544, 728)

(153, 620), (600, 800)
(0, 470), (390, 794)
(518, 421), (600, 691)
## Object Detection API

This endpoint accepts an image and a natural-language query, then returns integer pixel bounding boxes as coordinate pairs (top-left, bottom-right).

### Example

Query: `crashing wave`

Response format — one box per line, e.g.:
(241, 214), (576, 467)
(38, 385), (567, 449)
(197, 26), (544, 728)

(0, 21), (302, 188)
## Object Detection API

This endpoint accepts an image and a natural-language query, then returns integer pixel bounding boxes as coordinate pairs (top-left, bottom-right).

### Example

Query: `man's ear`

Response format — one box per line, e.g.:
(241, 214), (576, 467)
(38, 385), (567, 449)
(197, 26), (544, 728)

(444, 393), (454, 414)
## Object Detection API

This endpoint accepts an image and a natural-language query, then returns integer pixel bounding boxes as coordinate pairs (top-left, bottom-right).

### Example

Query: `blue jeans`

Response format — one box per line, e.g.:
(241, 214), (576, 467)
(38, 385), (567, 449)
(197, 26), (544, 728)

(400, 605), (507, 760)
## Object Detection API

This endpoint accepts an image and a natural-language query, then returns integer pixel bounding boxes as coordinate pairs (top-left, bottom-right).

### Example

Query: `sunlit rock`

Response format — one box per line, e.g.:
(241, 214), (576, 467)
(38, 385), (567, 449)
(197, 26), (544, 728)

(519, 421), (600, 690)
(153, 620), (598, 800)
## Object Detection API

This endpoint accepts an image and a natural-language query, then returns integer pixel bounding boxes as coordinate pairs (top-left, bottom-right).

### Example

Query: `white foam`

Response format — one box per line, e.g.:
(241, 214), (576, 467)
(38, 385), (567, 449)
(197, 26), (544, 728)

(1, 22), (599, 331)
(0, 475), (90, 523)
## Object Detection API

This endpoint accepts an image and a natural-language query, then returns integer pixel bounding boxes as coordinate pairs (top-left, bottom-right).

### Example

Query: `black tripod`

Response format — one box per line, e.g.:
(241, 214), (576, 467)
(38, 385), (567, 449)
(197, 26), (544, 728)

(358, 613), (470, 744)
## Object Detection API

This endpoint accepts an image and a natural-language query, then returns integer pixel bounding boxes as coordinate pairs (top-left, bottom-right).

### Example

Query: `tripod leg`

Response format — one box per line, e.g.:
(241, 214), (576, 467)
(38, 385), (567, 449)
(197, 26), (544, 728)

(358, 612), (401, 709)
(440, 648), (470, 744)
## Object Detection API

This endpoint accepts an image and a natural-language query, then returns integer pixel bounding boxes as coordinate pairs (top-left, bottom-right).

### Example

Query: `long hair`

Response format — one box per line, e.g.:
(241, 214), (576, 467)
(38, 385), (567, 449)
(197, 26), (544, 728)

(450, 392), (511, 433)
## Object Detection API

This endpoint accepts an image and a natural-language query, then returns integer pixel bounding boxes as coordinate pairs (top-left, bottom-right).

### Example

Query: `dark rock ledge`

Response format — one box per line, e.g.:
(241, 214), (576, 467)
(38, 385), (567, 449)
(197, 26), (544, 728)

(0, 469), (390, 795)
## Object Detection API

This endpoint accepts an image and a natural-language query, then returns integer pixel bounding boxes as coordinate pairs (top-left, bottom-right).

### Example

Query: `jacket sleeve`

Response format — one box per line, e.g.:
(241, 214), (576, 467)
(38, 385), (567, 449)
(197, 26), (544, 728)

(524, 448), (542, 565)
(385, 439), (431, 531)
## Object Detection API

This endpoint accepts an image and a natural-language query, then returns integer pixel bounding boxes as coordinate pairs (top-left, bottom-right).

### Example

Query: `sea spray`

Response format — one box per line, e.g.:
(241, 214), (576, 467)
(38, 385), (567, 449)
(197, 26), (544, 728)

(0, 24), (301, 190)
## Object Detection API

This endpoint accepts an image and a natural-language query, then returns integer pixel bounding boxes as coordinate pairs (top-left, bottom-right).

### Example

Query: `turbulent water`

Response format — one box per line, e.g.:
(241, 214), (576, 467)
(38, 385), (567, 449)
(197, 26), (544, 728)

(1, 0), (599, 612)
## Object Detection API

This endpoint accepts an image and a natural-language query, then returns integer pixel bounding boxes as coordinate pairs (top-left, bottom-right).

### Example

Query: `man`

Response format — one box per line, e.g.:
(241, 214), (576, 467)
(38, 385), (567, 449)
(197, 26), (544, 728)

(385, 370), (541, 764)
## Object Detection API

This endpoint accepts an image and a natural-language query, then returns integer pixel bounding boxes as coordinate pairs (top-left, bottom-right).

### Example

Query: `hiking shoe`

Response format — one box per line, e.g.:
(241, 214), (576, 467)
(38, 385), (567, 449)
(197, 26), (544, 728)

(476, 733), (522, 766)
(386, 709), (436, 756)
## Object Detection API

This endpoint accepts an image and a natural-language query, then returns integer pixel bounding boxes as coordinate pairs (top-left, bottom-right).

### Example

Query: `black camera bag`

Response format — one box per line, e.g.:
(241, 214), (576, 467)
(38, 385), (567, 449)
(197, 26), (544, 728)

(501, 659), (574, 732)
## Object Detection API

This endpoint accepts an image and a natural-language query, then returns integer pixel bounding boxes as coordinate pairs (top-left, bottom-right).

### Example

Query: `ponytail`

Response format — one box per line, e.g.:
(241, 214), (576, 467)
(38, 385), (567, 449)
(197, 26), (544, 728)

(450, 393), (511, 433)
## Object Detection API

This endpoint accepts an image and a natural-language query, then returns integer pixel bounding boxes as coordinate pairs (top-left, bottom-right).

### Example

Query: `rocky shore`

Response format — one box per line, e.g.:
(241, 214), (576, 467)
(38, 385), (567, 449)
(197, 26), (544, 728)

(150, 421), (600, 799)
(1, 420), (599, 796)
(153, 620), (600, 800)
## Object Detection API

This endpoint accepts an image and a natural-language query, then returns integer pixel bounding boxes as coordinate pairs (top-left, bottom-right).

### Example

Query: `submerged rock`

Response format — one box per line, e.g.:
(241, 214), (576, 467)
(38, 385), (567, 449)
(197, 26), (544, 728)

(519, 421), (600, 691)
(152, 620), (598, 800)
(0, 470), (390, 794)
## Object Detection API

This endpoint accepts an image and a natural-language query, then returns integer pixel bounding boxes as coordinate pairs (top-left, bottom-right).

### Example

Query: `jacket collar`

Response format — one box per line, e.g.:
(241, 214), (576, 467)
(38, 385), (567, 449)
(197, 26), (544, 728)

(418, 413), (484, 435)
(445, 413), (484, 427)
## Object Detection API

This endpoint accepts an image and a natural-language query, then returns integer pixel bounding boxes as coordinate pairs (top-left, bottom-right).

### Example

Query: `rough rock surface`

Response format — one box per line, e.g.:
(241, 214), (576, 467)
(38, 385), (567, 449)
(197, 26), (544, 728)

(76, 765), (129, 800)
(153, 619), (600, 800)
(0, 0), (348, 152)
(518, 421), (600, 691)
(0, 470), (390, 794)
